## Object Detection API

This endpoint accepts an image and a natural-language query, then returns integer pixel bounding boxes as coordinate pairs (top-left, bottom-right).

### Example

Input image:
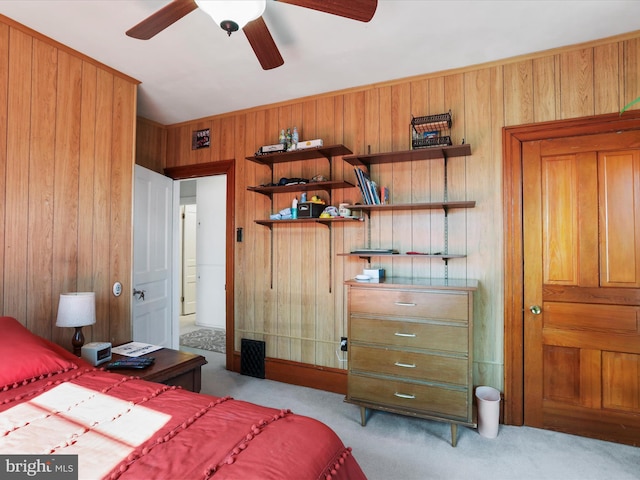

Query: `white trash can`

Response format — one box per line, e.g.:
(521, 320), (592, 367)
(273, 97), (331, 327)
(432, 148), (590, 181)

(475, 386), (500, 438)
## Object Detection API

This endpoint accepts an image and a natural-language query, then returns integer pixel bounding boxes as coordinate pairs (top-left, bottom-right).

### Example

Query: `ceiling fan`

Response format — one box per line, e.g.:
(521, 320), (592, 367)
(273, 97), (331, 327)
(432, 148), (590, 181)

(126, 0), (378, 70)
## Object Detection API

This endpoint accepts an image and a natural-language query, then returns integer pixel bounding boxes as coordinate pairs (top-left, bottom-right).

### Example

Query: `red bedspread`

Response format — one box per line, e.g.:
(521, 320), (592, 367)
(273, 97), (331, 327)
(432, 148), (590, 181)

(0, 317), (367, 480)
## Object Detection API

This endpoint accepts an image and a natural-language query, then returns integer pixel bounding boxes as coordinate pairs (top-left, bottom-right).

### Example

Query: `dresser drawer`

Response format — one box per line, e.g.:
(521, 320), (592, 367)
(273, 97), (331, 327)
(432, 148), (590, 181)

(350, 316), (468, 353)
(349, 288), (469, 320)
(350, 345), (468, 385)
(348, 374), (469, 420)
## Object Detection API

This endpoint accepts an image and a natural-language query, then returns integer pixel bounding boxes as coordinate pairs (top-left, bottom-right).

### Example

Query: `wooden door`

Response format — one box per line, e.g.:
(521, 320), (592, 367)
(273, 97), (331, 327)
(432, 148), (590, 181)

(181, 204), (197, 316)
(522, 131), (640, 446)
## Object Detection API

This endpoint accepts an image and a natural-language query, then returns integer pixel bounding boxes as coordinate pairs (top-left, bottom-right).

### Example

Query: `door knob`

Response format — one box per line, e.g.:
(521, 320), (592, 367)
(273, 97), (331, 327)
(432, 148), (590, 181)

(529, 305), (541, 315)
(133, 288), (145, 301)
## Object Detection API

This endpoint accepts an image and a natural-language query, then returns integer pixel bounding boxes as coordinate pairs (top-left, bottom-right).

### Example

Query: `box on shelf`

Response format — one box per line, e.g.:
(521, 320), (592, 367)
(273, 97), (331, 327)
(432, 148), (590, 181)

(298, 202), (325, 218)
(296, 139), (323, 150)
(363, 268), (385, 279)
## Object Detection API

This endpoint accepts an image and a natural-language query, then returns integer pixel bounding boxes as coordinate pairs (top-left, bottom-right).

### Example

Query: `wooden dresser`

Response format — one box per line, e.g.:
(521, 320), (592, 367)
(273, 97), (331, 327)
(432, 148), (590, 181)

(345, 277), (478, 446)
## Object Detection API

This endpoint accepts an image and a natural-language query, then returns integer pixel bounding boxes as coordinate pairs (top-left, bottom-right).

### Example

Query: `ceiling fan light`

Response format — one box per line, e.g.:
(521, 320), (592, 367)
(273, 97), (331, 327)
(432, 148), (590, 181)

(195, 0), (266, 34)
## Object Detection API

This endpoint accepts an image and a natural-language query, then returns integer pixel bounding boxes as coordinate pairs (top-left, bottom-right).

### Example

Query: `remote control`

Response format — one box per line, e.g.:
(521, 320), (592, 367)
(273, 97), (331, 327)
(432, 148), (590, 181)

(106, 357), (155, 370)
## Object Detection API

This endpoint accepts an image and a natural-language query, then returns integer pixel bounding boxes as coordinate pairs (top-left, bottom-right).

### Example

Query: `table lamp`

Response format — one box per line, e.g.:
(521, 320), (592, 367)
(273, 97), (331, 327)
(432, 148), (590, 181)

(56, 292), (96, 356)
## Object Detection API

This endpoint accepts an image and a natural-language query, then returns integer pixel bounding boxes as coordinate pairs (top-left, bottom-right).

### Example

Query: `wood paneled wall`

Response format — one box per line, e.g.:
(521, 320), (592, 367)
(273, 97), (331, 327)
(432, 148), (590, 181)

(0, 16), (138, 349)
(153, 32), (640, 391)
(136, 117), (166, 173)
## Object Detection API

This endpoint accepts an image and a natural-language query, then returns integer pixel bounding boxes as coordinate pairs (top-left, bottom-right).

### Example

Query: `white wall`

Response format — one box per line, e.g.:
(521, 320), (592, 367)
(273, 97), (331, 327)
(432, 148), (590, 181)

(195, 175), (226, 329)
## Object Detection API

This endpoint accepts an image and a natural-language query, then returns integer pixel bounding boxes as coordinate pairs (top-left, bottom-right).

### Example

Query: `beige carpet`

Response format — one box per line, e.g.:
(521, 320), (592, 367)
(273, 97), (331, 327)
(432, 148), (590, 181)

(179, 347), (640, 480)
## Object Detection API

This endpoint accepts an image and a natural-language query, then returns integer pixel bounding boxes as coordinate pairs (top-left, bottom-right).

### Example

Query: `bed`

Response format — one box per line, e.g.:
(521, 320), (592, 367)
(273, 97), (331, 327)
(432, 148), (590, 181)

(0, 316), (367, 479)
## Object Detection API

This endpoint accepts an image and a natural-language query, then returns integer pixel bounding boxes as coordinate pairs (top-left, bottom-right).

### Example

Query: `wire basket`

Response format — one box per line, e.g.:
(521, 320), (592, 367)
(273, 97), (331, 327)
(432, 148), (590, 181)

(411, 110), (453, 149)
(411, 110), (452, 134)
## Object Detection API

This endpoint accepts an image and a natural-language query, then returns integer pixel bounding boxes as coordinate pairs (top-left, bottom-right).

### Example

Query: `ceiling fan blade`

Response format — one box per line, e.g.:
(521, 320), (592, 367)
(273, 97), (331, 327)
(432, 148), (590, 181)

(243, 17), (284, 70)
(278, 0), (377, 22)
(126, 0), (198, 40)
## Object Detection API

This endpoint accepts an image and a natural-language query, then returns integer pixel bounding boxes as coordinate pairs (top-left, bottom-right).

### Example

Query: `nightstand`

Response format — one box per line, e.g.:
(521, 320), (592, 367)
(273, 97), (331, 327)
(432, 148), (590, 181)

(109, 348), (207, 393)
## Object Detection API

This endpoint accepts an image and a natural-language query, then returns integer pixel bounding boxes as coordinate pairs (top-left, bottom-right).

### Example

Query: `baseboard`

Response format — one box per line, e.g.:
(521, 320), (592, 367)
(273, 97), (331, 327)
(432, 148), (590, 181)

(231, 352), (347, 394)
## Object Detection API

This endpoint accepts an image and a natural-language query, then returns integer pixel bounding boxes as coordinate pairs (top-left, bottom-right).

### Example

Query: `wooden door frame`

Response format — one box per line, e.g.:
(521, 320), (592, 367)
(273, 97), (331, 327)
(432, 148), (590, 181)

(164, 161), (235, 371)
(502, 110), (640, 425)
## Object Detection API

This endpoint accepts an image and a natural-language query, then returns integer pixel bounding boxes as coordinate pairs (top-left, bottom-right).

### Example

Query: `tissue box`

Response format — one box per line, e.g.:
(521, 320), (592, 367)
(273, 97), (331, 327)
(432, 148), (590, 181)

(298, 202), (325, 218)
(363, 268), (385, 279)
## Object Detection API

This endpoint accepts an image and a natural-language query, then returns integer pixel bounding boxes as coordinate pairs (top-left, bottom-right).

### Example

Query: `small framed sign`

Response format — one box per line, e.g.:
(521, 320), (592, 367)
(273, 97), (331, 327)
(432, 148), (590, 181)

(192, 128), (210, 150)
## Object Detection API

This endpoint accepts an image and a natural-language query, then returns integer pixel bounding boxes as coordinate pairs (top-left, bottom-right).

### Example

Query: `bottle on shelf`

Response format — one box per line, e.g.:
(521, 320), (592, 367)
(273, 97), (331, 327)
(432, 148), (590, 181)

(286, 128), (292, 150)
(291, 196), (298, 219)
(292, 127), (299, 147)
(279, 129), (286, 146)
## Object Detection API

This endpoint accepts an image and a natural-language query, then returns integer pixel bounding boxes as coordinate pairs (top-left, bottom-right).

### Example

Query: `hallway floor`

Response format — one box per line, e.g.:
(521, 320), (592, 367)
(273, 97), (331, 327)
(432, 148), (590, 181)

(179, 314), (200, 335)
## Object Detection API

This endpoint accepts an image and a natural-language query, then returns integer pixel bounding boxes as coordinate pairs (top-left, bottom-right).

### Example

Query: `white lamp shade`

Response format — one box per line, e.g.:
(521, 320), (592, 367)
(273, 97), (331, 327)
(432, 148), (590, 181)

(195, 0), (266, 29)
(56, 292), (96, 328)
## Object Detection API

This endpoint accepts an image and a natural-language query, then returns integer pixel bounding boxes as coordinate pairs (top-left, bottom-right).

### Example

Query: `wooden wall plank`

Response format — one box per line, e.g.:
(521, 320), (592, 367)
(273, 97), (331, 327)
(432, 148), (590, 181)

(426, 78), (446, 278)
(78, 62), (97, 297)
(465, 68), (494, 384)
(93, 69), (114, 343)
(560, 48), (594, 119)
(504, 60), (534, 126)
(390, 84), (412, 278)
(235, 112), (251, 349)
(532, 56), (557, 123)
(301, 100), (318, 365)
(623, 38), (640, 111)
(480, 64), (506, 389)
(27, 39), (57, 339)
(0, 22), (7, 315)
(316, 97), (344, 365)
(4, 28), (32, 325)
(136, 117), (166, 173)
(375, 86), (394, 275)
(108, 76), (135, 346)
(444, 73), (465, 280)
(409, 79), (430, 279)
(52, 50), (82, 347)
(594, 43), (620, 115)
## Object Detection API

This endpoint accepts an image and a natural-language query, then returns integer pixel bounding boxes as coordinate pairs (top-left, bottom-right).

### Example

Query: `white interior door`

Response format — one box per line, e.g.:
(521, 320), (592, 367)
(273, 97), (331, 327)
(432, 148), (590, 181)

(196, 175), (226, 329)
(182, 204), (197, 315)
(133, 165), (173, 346)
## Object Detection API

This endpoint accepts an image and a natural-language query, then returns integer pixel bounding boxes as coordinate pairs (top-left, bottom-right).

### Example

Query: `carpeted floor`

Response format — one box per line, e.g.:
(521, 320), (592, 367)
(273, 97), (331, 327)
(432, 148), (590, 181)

(186, 349), (640, 480)
(179, 328), (225, 354)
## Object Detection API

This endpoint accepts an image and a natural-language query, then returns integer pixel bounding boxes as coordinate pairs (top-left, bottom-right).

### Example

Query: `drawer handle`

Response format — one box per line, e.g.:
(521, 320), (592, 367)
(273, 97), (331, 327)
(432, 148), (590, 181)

(394, 332), (416, 338)
(394, 362), (416, 368)
(394, 392), (416, 399)
(394, 302), (417, 307)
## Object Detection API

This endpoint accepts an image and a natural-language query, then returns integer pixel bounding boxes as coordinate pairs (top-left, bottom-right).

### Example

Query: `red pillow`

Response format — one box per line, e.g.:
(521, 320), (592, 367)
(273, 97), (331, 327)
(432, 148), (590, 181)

(0, 316), (78, 389)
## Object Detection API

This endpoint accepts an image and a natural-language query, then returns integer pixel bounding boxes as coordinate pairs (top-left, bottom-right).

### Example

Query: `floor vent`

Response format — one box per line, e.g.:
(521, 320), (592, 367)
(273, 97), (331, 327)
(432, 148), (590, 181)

(240, 338), (266, 379)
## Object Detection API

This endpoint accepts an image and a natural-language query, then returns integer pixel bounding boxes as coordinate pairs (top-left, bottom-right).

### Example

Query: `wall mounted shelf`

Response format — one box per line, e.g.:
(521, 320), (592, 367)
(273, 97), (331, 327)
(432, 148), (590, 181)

(343, 144), (471, 167)
(346, 201), (475, 215)
(248, 180), (354, 198)
(247, 144), (353, 167)
(338, 252), (466, 263)
(256, 217), (363, 228)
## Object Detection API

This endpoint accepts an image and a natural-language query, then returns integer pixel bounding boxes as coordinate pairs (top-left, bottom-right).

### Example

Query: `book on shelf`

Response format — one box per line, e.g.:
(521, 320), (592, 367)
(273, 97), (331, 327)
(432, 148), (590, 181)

(380, 186), (389, 204)
(350, 248), (399, 254)
(354, 167), (381, 205)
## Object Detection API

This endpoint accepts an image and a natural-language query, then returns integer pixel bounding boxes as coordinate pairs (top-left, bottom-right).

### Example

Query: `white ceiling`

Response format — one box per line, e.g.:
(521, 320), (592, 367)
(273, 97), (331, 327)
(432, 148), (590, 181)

(1, 1), (639, 126)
